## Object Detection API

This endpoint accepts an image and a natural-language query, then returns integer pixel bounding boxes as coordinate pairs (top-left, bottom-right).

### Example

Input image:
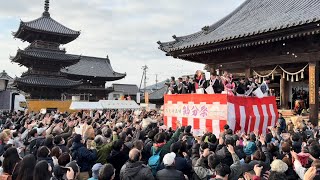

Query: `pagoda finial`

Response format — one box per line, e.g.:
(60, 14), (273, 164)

(43, 0), (50, 17)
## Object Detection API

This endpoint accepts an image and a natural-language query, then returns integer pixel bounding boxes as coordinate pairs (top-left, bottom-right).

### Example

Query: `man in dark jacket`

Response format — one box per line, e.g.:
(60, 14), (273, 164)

(107, 139), (129, 180)
(156, 152), (186, 180)
(120, 148), (154, 180)
(70, 134), (97, 180)
(170, 141), (192, 176)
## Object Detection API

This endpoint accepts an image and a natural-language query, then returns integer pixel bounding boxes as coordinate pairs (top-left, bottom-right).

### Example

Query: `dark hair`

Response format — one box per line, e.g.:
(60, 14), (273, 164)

(154, 133), (166, 143)
(268, 171), (287, 180)
(148, 130), (158, 140)
(208, 134), (217, 144)
(215, 163), (231, 177)
(16, 154), (36, 180)
(112, 140), (124, 151)
(53, 136), (63, 145)
(50, 146), (61, 158)
(309, 144), (320, 159)
(3, 147), (21, 174)
(252, 150), (266, 161)
(249, 133), (256, 142)
(37, 146), (50, 158)
(58, 152), (71, 166)
(44, 137), (54, 150)
(291, 133), (301, 142)
(224, 124), (229, 130)
(225, 137), (235, 146)
(29, 129), (38, 137)
(170, 141), (182, 153)
(226, 129), (233, 135)
(133, 140), (144, 151)
(12, 131), (19, 138)
(119, 132), (127, 142)
(208, 154), (220, 170)
(281, 142), (291, 153)
(33, 160), (52, 180)
(99, 164), (115, 180)
(104, 128), (112, 138)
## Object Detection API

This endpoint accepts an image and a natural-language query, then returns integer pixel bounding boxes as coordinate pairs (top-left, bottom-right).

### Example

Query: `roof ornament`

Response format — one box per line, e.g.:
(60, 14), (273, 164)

(172, 35), (178, 40)
(202, 26), (210, 34)
(43, 0), (50, 17)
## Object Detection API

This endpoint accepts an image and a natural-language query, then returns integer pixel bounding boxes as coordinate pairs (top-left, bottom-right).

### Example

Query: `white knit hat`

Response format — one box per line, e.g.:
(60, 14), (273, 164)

(270, 159), (288, 173)
(163, 152), (176, 166)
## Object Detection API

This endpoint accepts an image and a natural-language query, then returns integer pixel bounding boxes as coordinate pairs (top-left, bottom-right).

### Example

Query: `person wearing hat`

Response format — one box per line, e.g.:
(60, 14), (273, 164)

(88, 163), (103, 180)
(156, 152), (185, 180)
(120, 148), (154, 180)
(70, 134), (97, 180)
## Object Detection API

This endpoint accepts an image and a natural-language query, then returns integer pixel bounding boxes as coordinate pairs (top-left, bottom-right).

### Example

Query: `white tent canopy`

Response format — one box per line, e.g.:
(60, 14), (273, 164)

(140, 103), (156, 110)
(98, 100), (140, 109)
(70, 102), (103, 110)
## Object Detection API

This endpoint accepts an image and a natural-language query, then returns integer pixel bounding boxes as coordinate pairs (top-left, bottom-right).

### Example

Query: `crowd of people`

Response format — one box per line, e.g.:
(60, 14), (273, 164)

(167, 70), (271, 97)
(0, 109), (319, 180)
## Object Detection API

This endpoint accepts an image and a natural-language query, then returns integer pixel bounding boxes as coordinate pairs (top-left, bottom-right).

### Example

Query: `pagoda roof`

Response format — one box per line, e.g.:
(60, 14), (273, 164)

(13, 2), (80, 44)
(16, 75), (82, 88)
(11, 48), (80, 64)
(61, 56), (126, 81)
(0, 70), (13, 81)
(158, 0), (320, 54)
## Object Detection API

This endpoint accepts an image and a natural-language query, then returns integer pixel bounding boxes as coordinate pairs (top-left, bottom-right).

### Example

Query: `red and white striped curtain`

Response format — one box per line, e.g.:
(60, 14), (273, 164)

(164, 94), (278, 136)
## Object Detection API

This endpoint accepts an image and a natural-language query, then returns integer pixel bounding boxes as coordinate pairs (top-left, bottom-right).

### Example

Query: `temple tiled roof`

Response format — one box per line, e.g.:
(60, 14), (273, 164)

(11, 48), (80, 63)
(112, 84), (139, 95)
(61, 56), (126, 80)
(159, 0), (320, 53)
(0, 70), (13, 81)
(16, 75), (82, 88)
(148, 86), (168, 100)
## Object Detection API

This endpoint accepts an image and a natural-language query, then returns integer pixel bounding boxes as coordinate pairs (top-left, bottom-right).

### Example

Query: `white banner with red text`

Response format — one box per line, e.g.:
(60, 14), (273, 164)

(163, 94), (278, 136)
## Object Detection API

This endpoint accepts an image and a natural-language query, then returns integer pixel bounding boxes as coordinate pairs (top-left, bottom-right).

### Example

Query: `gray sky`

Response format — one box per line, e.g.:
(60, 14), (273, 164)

(0, 0), (245, 87)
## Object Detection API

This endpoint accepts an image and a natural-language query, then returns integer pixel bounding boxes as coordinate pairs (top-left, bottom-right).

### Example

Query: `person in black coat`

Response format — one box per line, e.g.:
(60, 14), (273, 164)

(156, 152), (186, 180)
(120, 148), (154, 180)
(236, 78), (247, 96)
(185, 76), (195, 94)
(70, 134), (97, 178)
(207, 74), (224, 94)
(54, 136), (69, 153)
(170, 141), (192, 177)
(106, 139), (129, 180)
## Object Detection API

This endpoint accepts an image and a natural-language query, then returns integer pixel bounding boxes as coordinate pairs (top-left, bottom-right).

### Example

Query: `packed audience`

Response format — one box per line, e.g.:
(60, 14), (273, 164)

(0, 109), (319, 180)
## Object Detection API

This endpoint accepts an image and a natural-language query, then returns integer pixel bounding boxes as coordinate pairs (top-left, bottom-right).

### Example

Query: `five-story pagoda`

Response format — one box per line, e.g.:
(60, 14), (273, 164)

(10, 0), (125, 100)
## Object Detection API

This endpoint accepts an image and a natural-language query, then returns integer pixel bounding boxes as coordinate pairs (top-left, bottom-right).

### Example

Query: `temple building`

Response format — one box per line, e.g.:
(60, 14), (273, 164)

(11, 0), (125, 100)
(158, 0), (320, 125)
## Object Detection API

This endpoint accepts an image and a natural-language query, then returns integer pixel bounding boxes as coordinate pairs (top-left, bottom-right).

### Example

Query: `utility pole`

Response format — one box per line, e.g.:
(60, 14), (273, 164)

(143, 65), (148, 94)
(155, 74), (158, 90)
(139, 65), (148, 93)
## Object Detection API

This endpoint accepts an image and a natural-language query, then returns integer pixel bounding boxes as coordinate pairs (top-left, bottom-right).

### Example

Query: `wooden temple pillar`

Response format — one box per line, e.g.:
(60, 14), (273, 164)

(309, 61), (319, 126)
(280, 77), (289, 109)
(207, 64), (216, 75)
(245, 67), (252, 78)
